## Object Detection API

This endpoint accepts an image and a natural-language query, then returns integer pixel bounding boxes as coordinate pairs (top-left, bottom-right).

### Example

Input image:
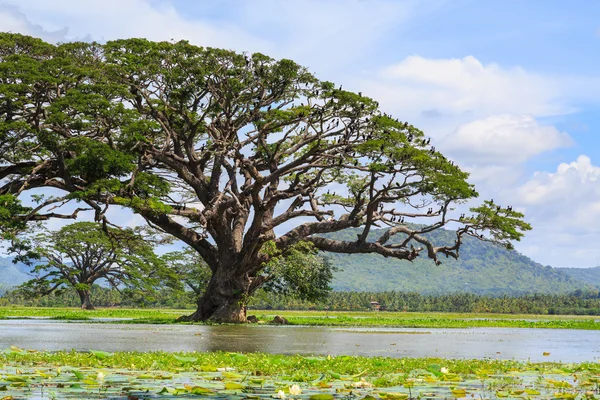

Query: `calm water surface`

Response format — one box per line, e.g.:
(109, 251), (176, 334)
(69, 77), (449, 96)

(0, 320), (598, 362)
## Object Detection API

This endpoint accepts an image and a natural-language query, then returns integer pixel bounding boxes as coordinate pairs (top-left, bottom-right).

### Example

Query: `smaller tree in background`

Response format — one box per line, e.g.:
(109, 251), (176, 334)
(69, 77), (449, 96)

(19, 222), (174, 309)
(161, 249), (213, 303)
(259, 241), (335, 303)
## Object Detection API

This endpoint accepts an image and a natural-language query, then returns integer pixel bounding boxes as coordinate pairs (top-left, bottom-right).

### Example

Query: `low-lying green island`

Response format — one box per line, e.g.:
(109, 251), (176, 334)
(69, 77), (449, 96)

(1, 307), (599, 329)
(0, 348), (598, 399)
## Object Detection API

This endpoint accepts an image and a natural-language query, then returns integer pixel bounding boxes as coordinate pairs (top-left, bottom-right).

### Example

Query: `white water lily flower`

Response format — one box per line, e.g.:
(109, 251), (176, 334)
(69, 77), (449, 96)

(289, 384), (302, 395)
(440, 367), (449, 374)
(352, 379), (373, 388)
(96, 371), (105, 382)
(217, 367), (235, 372)
(277, 389), (286, 399)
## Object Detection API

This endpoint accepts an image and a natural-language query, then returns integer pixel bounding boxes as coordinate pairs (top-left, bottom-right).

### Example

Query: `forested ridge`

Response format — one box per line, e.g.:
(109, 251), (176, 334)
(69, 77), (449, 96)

(557, 267), (600, 287)
(0, 256), (30, 293)
(322, 227), (594, 294)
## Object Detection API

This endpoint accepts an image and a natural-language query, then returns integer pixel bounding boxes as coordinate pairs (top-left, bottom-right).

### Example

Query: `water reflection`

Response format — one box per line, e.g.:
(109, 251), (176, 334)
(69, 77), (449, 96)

(0, 320), (598, 363)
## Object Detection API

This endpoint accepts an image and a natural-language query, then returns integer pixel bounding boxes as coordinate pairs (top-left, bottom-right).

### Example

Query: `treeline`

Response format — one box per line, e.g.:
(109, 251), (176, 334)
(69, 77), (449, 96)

(249, 290), (600, 315)
(3, 286), (600, 315)
(0, 286), (195, 309)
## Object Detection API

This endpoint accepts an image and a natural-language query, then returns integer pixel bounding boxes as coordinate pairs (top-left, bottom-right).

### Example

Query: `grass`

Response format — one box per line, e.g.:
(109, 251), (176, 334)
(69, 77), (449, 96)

(0, 306), (182, 323)
(1, 348), (599, 399)
(258, 311), (600, 330)
(1, 306), (600, 329)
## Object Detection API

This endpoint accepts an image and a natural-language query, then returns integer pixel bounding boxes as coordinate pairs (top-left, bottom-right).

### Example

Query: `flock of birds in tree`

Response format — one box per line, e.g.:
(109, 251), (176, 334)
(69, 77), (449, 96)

(165, 55), (517, 240)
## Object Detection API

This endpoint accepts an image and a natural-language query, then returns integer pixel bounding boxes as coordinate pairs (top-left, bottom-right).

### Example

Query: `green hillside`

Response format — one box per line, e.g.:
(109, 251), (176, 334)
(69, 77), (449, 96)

(557, 267), (600, 287)
(0, 257), (30, 294)
(321, 227), (589, 295)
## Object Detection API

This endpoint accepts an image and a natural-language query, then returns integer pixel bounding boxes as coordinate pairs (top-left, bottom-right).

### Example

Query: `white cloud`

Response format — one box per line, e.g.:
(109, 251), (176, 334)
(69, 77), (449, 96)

(360, 56), (568, 118)
(461, 164), (524, 189)
(0, 0), (419, 76)
(511, 155), (600, 267)
(439, 114), (572, 164)
(359, 55), (570, 122)
(0, 3), (68, 42)
(519, 155), (600, 208)
(1, 0), (272, 52)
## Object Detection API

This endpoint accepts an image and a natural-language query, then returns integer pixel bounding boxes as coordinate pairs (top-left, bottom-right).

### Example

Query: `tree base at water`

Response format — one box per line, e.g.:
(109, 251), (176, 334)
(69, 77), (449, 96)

(77, 290), (95, 310)
(178, 298), (247, 323)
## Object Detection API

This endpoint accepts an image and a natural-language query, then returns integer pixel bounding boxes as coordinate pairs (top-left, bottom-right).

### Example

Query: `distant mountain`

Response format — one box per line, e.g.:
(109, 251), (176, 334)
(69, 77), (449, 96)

(321, 227), (591, 295)
(0, 257), (31, 293)
(556, 267), (600, 288)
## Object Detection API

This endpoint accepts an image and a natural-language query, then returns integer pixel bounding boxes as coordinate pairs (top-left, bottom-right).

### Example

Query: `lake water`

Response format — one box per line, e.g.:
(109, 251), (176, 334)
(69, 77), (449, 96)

(1, 320), (598, 363)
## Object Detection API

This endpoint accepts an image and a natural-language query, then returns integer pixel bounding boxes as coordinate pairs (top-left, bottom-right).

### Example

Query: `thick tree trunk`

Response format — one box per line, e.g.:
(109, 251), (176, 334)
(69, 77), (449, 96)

(180, 267), (250, 323)
(77, 289), (95, 310)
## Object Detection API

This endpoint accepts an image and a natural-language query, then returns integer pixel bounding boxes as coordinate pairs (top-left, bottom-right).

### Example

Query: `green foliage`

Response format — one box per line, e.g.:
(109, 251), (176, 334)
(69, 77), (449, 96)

(261, 241), (336, 302)
(1, 305), (600, 329)
(18, 222), (175, 308)
(64, 137), (134, 182)
(0, 349), (599, 399)
(559, 267), (600, 287)
(468, 200), (532, 248)
(160, 249), (213, 299)
(0, 194), (29, 240)
(0, 33), (533, 321)
(0, 195), (37, 264)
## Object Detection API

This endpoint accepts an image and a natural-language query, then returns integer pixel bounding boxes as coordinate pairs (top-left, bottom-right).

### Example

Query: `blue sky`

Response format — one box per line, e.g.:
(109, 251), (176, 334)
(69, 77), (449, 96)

(1, 0), (599, 268)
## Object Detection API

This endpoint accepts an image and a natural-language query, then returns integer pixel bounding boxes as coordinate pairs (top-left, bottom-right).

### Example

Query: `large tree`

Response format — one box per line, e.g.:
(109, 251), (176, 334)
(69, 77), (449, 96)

(19, 222), (172, 309)
(0, 33), (531, 322)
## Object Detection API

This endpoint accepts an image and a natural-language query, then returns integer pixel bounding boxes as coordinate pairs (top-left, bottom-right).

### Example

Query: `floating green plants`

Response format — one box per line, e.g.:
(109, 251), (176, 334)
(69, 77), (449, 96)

(1, 347), (599, 399)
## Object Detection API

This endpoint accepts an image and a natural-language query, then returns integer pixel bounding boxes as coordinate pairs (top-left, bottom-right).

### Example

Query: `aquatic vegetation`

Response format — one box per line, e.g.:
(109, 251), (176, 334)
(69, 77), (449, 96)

(0, 347), (599, 399)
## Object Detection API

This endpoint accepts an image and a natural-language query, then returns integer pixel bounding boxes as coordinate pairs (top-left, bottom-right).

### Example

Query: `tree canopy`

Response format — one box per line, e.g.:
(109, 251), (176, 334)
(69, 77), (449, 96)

(19, 222), (173, 309)
(0, 33), (531, 321)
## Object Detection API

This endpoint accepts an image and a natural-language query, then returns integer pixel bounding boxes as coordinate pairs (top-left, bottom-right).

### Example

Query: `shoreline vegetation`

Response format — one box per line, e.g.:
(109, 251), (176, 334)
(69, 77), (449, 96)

(1, 307), (599, 330)
(0, 349), (599, 399)
(3, 288), (600, 315)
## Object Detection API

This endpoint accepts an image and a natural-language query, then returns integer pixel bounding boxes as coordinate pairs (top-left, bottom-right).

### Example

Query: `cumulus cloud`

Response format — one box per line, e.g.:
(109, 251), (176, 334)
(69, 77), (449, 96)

(0, 0), (417, 75)
(510, 155), (600, 267)
(365, 55), (598, 267)
(1, 0), (271, 52)
(439, 114), (572, 164)
(364, 56), (570, 119)
(519, 155), (600, 209)
(359, 55), (570, 122)
(0, 3), (68, 42)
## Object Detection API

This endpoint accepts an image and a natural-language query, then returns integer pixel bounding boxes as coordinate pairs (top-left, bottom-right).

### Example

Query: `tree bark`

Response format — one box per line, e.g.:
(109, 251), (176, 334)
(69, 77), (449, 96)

(77, 289), (95, 310)
(180, 267), (249, 323)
